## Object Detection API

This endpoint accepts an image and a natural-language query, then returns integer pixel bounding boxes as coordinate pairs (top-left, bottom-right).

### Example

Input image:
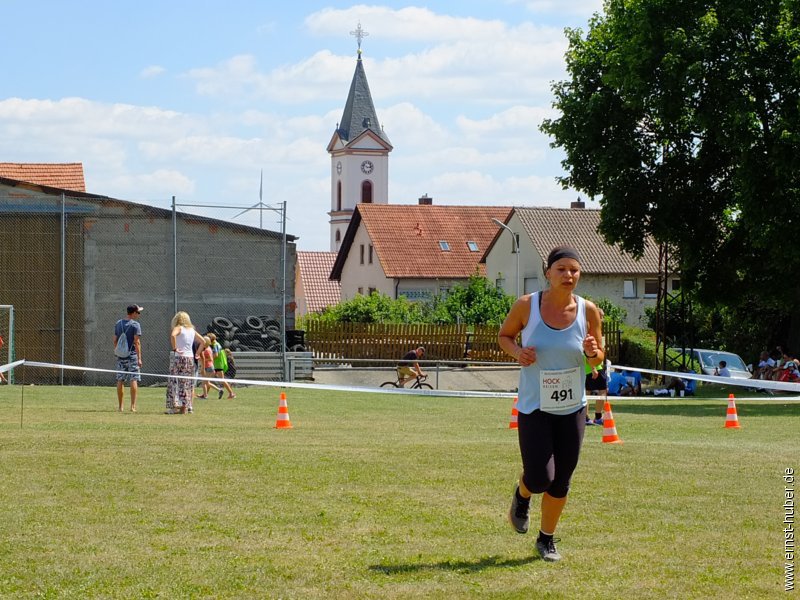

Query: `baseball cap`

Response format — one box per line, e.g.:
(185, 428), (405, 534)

(127, 304), (144, 314)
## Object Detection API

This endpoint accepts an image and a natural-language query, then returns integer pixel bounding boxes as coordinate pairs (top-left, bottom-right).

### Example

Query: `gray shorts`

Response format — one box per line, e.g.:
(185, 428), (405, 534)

(115, 354), (141, 382)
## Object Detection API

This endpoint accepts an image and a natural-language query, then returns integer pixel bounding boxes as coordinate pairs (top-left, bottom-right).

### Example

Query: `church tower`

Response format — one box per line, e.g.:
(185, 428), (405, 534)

(327, 23), (392, 252)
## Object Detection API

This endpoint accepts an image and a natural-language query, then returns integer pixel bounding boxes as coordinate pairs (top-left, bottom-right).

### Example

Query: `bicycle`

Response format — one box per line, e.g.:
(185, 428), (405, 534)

(380, 372), (433, 389)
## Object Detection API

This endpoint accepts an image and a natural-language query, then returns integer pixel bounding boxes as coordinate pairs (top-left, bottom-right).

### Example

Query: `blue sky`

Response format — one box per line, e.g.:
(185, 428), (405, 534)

(0, 1), (603, 250)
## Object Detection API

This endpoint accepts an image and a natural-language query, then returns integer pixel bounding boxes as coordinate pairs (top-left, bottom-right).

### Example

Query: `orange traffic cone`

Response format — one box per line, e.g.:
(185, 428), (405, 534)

(724, 393), (741, 429)
(601, 400), (623, 444)
(274, 391), (293, 429)
(509, 397), (519, 429)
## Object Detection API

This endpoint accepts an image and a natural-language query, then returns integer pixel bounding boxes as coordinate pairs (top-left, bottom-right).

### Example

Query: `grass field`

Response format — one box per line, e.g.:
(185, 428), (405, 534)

(0, 381), (797, 599)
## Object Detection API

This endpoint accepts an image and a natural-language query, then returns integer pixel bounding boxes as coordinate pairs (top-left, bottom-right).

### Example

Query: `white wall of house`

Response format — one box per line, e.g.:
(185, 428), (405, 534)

(396, 278), (465, 301)
(576, 274), (679, 327)
(339, 223), (393, 300)
(485, 213), (544, 297)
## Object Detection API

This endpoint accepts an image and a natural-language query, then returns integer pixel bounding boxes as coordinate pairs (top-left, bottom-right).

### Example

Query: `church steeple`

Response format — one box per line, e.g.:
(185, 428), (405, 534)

(337, 54), (391, 146)
(327, 23), (392, 252)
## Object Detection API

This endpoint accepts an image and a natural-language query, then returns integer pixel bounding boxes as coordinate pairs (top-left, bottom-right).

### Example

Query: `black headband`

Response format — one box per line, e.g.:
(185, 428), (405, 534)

(546, 246), (582, 269)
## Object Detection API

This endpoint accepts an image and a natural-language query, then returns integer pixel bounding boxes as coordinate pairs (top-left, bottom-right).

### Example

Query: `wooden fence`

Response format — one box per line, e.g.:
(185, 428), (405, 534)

(304, 320), (621, 365)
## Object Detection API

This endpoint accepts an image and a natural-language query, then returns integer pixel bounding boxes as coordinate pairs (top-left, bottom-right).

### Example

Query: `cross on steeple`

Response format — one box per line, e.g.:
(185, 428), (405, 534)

(350, 22), (369, 55)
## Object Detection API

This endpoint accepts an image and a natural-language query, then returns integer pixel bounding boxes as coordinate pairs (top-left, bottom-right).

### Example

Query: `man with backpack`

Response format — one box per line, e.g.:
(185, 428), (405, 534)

(114, 304), (143, 412)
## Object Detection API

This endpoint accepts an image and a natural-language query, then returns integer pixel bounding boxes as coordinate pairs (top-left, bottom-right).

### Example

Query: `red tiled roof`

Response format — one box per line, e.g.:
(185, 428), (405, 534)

(515, 207), (659, 274)
(334, 204), (513, 279)
(297, 251), (341, 313)
(0, 162), (86, 192)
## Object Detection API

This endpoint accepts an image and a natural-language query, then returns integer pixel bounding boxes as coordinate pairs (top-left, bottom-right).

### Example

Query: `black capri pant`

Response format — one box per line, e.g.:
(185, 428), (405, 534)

(518, 406), (586, 499)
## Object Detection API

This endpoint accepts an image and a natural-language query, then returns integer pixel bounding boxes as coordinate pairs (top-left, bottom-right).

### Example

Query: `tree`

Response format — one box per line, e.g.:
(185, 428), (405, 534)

(541, 0), (800, 352)
(420, 274), (515, 325)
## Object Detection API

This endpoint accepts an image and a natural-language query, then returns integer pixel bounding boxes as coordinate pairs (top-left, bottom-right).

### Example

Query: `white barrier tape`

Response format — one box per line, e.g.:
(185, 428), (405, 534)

(17, 360), (516, 399)
(611, 363), (800, 394)
(6, 359), (798, 401)
(0, 359), (24, 374)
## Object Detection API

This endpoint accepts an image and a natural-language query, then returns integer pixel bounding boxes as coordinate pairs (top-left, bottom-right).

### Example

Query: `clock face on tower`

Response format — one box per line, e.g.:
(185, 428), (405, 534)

(360, 160), (374, 174)
(336, 161), (342, 174)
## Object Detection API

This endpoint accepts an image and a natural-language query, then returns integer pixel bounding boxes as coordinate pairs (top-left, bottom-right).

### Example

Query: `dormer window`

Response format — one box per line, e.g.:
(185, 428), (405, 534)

(439, 241), (450, 251)
(467, 241), (479, 252)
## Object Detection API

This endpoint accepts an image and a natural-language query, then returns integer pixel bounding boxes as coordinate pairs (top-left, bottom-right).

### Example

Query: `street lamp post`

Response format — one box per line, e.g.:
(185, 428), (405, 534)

(491, 218), (520, 298)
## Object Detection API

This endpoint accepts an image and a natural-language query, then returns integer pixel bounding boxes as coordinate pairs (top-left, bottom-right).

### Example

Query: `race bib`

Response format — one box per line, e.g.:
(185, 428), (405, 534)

(540, 366), (583, 413)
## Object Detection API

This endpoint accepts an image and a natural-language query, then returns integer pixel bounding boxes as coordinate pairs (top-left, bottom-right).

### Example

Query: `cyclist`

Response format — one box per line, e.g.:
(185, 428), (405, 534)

(398, 346), (426, 387)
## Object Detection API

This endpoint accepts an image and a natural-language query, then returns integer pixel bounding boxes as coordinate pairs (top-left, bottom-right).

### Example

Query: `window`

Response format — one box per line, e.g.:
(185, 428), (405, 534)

(368, 287), (376, 295)
(644, 278), (659, 298)
(512, 233), (520, 253)
(368, 245), (373, 264)
(524, 277), (539, 294)
(399, 289), (432, 301)
(439, 241), (450, 251)
(623, 279), (637, 298)
(335, 229), (341, 243)
(336, 181), (342, 211)
(360, 244), (364, 265)
(361, 180), (373, 203)
(467, 241), (479, 252)
(671, 279), (681, 291)
(358, 287), (364, 295)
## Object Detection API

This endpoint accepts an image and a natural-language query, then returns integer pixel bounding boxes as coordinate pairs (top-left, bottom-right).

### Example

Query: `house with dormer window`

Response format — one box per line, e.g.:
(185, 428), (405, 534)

(483, 204), (675, 326)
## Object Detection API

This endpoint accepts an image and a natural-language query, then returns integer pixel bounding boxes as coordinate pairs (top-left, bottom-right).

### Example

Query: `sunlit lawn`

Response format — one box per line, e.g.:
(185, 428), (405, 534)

(0, 382), (796, 599)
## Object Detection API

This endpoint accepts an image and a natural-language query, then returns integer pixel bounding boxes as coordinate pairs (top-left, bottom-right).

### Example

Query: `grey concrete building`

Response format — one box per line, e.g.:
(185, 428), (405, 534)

(0, 175), (297, 384)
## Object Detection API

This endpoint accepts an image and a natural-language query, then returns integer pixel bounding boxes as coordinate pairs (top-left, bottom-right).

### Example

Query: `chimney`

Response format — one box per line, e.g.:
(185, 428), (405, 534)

(418, 194), (433, 205)
(570, 196), (585, 209)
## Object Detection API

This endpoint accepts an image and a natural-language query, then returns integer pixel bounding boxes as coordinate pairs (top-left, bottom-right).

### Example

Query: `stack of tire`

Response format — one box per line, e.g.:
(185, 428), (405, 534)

(206, 316), (305, 352)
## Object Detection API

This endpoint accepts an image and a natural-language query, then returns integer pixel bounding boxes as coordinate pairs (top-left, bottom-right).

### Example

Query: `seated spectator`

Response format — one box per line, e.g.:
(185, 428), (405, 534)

(771, 350), (795, 380)
(753, 351), (775, 380)
(622, 369), (643, 395)
(608, 369), (635, 396)
(665, 367), (697, 397)
(666, 374), (686, 396)
(714, 360), (732, 377)
(684, 369), (697, 396)
(778, 360), (800, 383)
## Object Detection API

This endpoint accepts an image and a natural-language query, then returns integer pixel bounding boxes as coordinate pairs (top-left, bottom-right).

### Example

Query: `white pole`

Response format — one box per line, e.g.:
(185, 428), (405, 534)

(280, 200), (287, 380)
(0, 305), (14, 384)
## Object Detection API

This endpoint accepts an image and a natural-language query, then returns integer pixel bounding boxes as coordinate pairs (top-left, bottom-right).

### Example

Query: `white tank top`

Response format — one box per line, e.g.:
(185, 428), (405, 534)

(516, 292), (588, 415)
(175, 326), (196, 357)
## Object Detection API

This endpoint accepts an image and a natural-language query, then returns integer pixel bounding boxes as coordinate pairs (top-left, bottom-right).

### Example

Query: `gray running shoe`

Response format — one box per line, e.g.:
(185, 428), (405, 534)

(535, 537), (562, 562)
(508, 487), (530, 534)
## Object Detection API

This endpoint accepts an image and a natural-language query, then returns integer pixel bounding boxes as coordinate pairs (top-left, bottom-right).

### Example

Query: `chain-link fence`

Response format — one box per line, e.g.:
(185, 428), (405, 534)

(0, 187), (296, 384)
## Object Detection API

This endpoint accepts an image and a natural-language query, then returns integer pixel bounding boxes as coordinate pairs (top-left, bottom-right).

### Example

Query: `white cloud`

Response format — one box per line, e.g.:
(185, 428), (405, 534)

(0, 6), (594, 250)
(92, 169), (195, 200)
(186, 9), (570, 107)
(456, 105), (555, 137)
(0, 97), (191, 138)
(140, 65), (166, 78)
(512, 0), (604, 17)
(393, 169), (577, 208)
(304, 6), (507, 41)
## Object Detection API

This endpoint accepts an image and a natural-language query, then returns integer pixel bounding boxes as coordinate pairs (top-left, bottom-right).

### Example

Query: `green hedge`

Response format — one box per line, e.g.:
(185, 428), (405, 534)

(619, 325), (656, 369)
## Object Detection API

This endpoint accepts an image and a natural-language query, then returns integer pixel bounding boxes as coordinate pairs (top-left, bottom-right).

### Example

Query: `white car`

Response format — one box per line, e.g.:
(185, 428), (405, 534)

(676, 348), (752, 380)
